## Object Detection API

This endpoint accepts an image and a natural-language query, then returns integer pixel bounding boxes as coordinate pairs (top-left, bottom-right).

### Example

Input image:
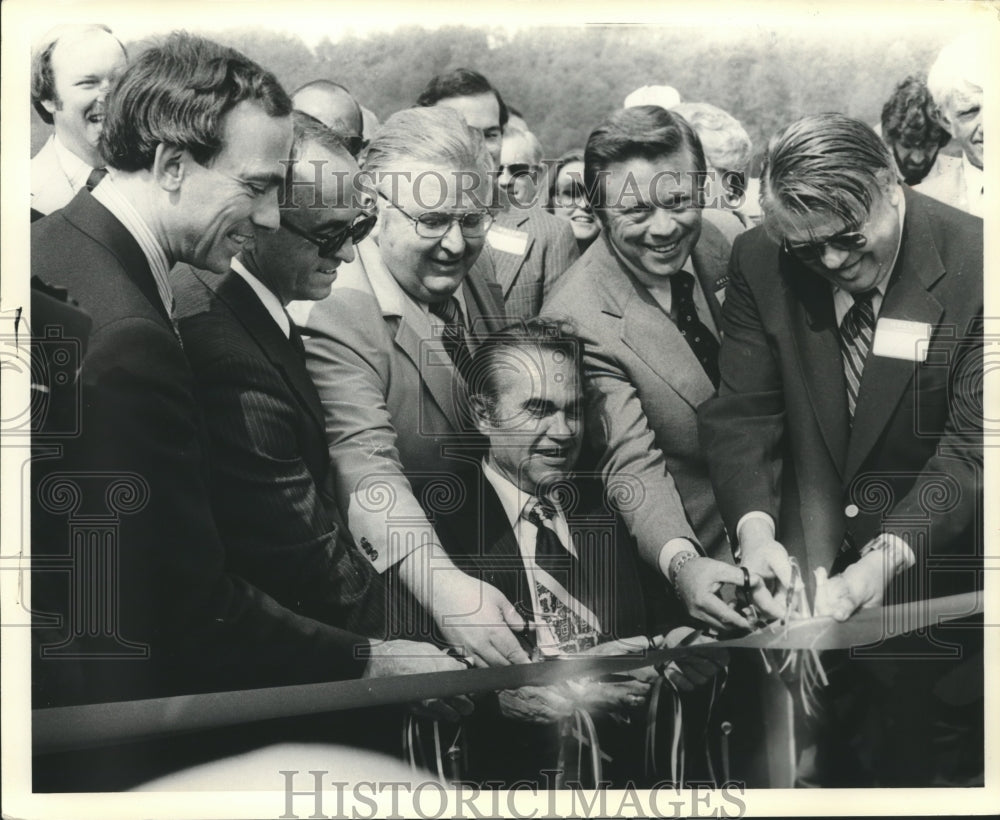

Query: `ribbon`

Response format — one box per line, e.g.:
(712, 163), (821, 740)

(33, 591), (981, 754)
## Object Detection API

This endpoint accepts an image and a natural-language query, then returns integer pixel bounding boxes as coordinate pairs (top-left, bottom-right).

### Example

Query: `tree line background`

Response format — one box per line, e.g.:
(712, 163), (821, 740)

(31, 22), (970, 170)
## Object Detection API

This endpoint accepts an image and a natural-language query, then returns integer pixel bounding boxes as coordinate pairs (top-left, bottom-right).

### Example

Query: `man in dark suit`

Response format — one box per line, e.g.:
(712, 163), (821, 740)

(416, 68), (579, 320)
(173, 112), (393, 639)
(291, 106), (531, 668)
(434, 319), (726, 785)
(30, 33), (464, 715)
(698, 113), (983, 786)
(542, 106), (778, 632)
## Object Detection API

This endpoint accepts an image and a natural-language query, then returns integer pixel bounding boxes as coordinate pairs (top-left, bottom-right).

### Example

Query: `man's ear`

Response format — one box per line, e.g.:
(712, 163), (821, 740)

(470, 394), (493, 435)
(152, 143), (187, 193)
(40, 97), (59, 116)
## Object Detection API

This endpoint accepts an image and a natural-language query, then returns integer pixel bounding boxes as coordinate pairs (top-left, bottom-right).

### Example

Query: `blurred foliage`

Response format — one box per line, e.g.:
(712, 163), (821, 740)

(31, 23), (965, 168)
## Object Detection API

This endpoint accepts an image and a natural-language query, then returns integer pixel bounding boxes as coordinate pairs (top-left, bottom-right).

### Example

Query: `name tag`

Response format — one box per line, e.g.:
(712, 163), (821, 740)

(872, 318), (931, 362)
(488, 226), (529, 257)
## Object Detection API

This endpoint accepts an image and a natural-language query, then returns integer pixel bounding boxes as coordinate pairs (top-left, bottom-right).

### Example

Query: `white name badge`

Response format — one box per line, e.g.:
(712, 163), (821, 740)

(487, 226), (529, 257)
(872, 317), (932, 362)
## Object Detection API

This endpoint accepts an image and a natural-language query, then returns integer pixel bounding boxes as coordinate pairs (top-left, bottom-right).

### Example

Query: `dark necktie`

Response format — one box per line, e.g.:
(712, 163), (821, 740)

(839, 289), (877, 422)
(672, 270), (720, 388)
(286, 312), (306, 358)
(430, 296), (474, 382)
(86, 167), (108, 192)
(526, 500), (600, 653)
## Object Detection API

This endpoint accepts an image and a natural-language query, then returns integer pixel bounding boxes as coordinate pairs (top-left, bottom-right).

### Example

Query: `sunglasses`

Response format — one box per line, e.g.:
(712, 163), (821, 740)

(378, 193), (494, 239)
(499, 163), (538, 178)
(782, 228), (868, 261)
(280, 211), (377, 258)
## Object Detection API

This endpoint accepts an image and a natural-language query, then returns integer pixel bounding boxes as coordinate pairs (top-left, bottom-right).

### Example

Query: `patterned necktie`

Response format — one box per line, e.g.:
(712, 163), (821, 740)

(86, 167), (108, 192)
(526, 500), (600, 654)
(430, 296), (474, 382)
(671, 270), (720, 388)
(839, 289), (877, 421)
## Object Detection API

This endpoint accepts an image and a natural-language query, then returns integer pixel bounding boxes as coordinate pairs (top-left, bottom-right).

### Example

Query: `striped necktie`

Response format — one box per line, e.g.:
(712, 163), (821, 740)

(839, 289), (877, 421)
(430, 296), (474, 382)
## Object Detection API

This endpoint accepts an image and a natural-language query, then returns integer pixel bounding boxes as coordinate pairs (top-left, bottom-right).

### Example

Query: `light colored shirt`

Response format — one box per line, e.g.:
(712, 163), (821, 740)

(53, 134), (97, 197)
(962, 155), (984, 218)
(231, 255), (289, 338)
(91, 176), (174, 324)
(481, 458), (601, 650)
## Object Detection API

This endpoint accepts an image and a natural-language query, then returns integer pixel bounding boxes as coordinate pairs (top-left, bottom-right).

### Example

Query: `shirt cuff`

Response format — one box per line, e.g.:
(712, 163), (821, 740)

(734, 511), (775, 562)
(656, 537), (700, 579)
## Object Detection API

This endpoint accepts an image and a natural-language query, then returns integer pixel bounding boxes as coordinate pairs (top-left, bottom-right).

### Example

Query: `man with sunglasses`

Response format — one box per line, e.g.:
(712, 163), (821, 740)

(173, 110), (403, 644)
(293, 106), (533, 669)
(699, 113), (983, 786)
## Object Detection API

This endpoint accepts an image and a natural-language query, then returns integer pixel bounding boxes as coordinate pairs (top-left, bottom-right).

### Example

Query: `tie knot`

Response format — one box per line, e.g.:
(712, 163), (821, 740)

(527, 498), (556, 525)
(430, 296), (461, 325)
(852, 288), (877, 306)
(86, 167), (108, 192)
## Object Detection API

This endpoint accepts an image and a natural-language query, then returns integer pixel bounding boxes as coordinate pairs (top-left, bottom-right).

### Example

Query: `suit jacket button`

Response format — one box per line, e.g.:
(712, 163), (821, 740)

(844, 504), (860, 519)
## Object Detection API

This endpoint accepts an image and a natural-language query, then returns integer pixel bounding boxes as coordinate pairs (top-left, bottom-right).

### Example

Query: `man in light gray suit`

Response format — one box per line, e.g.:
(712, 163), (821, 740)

(542, 106), (780, 631)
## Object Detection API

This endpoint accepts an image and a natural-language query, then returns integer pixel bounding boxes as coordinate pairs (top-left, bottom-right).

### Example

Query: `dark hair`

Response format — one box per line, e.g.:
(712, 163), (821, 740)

(760, 113), (895, 233)
(583, 105), (706, 210)
(415, 67), (509, 130)
(881, 75), (950, 150)
(31, 24), (126, 125)
(469, 319), (581, 419)
(100, 31), (292, 172)
(545, 148), (584, 213)
(284, 110), (354, 195)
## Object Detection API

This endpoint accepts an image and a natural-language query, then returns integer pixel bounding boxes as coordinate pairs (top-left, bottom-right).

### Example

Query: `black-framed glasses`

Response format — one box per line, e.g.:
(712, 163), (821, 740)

(377, 193), (494, 238)
(782, 228), (868, 262)
(280, 211), (377, 258)
(499, 163), (538, 178)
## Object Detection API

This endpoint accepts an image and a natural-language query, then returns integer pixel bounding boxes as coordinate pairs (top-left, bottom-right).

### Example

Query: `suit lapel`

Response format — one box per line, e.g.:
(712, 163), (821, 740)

(211, 271), (326, 435)
(63, 191), (173, 329)
(784, 254), (851, 477)
(392, 300), (462, 430)
(487, 213), (534, 297)
(464, 259), (508, 338)
(844, 196), (946, 480)
(690, 219), (731, 330)
(592, 240), (714, 410)
(477, 480), (532, 610)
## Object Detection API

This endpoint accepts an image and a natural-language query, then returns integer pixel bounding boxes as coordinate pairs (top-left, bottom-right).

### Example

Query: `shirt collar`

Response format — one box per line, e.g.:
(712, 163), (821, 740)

(231, 255), (290, 338)
(52, 134), (96, 194)
(91, 176), (174, 319)
(481, 458), (563, 528)
(962, 154), (984, 198)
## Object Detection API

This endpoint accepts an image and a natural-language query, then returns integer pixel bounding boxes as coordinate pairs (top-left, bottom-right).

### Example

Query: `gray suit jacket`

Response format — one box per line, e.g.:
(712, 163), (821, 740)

(291, 238), (507, 574)
(487, 208), (579, 321)
(541, 220), (732, 567)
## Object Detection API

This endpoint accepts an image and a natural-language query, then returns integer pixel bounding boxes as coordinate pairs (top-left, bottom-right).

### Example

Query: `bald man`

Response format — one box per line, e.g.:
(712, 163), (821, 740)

(292, 80), (364, 157)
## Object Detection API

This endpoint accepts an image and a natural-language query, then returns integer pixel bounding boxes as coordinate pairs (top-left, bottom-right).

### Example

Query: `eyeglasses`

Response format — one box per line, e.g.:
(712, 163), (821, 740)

(378, 193), (494, 239)
(343, 135), (365, 159)
(279, 211), (377, 258)
(782, 227), (868, 261)
(499, 163), (538, 178)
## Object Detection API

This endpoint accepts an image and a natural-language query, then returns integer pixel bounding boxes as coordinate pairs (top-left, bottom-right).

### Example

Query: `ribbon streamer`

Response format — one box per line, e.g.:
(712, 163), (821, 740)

(33, 591), (981, 754)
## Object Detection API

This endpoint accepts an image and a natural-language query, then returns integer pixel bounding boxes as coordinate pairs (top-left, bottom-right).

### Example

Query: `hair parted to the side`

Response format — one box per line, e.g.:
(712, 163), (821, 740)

(416, 67), (510, 130)
(282, 110), (356, 202)
(31, 24), (126, 125)
(100, 31), (292, 172)
(881, 76), (950, 151)
(583, 105), (706, 211)
(759, 113), (895, 234)
(362, 106), (493, 195)
(468, 318), (581, 421)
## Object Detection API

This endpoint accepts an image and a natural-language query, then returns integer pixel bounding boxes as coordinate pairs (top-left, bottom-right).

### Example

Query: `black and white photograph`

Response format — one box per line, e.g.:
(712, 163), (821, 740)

(1, 0), (996, 817)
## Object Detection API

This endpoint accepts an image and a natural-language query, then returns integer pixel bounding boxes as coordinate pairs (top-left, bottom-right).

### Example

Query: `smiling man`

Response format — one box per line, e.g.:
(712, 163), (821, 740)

(173, 111), (391, 639)
(30, 23), (127, 219)
(698, 113), (983, 786)
(542, 106), (777, 633)
(31, 34), (464, 726)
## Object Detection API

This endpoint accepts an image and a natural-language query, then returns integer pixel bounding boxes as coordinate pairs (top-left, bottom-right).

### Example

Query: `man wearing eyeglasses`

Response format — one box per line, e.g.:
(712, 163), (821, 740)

(292, 105), (532, 669)
(172, 111), (403, 643)
(417, 68), (578, 321)
(699, 113), (983, 786)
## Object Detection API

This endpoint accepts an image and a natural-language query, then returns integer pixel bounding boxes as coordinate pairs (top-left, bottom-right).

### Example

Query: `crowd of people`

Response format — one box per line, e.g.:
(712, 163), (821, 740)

(27, 23), (985, 792)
